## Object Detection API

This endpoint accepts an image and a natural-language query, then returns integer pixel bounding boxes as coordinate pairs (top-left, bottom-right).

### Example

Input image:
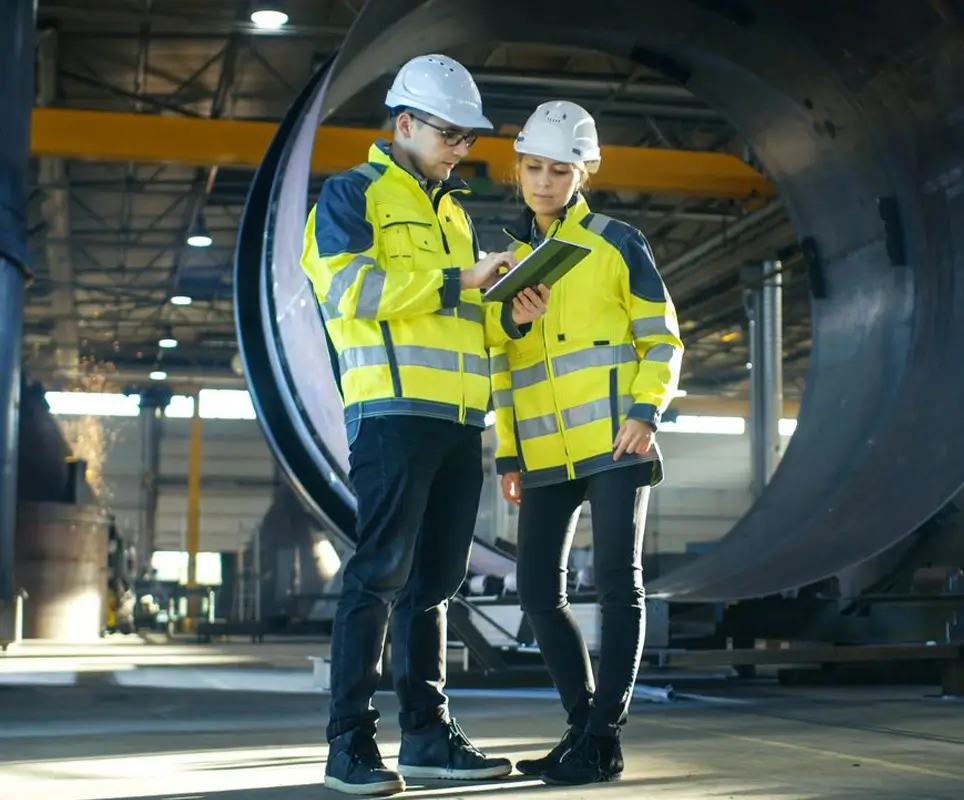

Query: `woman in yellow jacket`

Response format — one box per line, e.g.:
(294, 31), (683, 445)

(490, 100), (684, 786)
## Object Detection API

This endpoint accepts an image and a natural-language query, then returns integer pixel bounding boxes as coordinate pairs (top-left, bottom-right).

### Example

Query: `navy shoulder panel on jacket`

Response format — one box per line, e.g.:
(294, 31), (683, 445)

(580, 212), (665, 303)
(313, 163), (387, 258)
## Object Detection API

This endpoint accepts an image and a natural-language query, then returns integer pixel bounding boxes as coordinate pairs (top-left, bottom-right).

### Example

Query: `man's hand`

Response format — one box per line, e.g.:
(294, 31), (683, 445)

(461, 251), (518, 290)
(500, 471), (522, 506)
(511, 284), (550, 326)
(613, 418), (655, 461)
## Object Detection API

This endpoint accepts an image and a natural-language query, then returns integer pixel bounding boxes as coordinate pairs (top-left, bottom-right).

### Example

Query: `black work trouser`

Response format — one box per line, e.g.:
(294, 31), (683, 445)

(515, 461), (654, 737)
(326, 415), (483, 742)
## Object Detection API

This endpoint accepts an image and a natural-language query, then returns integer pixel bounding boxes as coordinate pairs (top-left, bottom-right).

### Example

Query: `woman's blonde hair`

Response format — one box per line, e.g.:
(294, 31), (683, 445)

(513, 155), (591, 194)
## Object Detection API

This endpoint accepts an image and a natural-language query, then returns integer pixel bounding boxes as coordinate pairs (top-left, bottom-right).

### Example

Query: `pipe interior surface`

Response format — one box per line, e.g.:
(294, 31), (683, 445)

(235, 0), (964, 601)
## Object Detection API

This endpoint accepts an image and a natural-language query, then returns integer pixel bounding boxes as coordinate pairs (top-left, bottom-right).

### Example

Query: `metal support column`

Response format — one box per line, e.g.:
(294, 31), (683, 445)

(745, 259), (784, 498)
(0, 0), (37, 608)
(184, 397), (203, 629)
(138, 389), (170, 574)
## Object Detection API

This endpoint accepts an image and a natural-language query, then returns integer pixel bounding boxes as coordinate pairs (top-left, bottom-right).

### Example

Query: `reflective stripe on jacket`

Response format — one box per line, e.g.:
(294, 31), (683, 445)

(491, 194), (684, 488)
(301, 142), (524, 442)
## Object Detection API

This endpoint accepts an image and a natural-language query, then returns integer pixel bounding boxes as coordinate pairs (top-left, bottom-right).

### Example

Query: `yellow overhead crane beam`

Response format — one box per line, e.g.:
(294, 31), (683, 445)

(30, 108), (776, 199)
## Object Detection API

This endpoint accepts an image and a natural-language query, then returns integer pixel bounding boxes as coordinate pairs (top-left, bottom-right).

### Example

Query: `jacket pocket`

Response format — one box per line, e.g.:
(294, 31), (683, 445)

(375, 201), (440, 263)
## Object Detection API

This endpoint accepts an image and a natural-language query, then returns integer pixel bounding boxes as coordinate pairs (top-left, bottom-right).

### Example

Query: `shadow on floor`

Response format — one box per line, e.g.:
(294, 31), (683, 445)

(190, 741), (559, 773)
(108, 773), (721, 800)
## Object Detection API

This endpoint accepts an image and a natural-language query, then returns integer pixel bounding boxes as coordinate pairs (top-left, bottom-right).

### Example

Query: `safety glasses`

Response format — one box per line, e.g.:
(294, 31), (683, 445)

(410, 113), (478, 148)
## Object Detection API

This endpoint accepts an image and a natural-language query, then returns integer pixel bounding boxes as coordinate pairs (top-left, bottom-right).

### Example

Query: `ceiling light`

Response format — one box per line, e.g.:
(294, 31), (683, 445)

(170, 295), (193, 306)
(251, 3), (289, 29)
(186, 216), (212, 248)
(187, 232), (212, 248)
(158, 336), (178, 349)
(149, 370), (168, 381)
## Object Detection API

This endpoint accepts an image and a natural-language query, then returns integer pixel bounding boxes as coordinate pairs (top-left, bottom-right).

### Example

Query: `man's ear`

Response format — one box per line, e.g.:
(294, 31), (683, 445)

(395, 111), (414, 140)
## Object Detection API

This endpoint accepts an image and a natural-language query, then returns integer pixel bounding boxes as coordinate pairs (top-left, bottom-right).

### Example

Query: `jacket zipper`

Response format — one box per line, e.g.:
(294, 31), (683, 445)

(432, 185), (467, 424)
(540, 218), (575, 479)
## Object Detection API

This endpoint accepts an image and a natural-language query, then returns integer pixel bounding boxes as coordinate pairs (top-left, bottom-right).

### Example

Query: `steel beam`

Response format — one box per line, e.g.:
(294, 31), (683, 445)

(746, 259), (784, 497)
(0, 0), (35, 608)
(30, 107), (776, 198)
(36, 30), (79, 372)
(0, 262), (24, 608)
(137, 390), (168, 571)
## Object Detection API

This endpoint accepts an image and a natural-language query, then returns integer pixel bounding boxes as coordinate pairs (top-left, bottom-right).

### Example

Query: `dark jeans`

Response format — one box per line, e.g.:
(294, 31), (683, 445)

(326, 415), (483, 742)
(515, 461), (653, 737)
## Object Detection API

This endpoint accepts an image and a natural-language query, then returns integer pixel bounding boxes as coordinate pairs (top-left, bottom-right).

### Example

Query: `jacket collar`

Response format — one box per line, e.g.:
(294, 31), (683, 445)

(368, 140), (469, 198)
(504, 192), (591, 244)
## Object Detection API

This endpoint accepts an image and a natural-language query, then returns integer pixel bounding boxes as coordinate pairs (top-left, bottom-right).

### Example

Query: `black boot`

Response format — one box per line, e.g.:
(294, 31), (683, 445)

(325, 730), (406, 796)
(540, 730), (624, 785)
(516, 727), (578, 776)
(397, 718), (513, 780)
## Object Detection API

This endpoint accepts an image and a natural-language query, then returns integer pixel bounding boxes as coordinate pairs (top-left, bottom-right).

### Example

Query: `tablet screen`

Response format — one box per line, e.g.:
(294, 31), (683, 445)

(482, 238), (591, 303)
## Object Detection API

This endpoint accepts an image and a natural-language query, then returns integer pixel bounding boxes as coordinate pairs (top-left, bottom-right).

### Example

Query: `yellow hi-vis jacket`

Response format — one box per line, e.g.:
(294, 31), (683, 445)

(301, 142), (526, 444)
(491, 194), (684, 488)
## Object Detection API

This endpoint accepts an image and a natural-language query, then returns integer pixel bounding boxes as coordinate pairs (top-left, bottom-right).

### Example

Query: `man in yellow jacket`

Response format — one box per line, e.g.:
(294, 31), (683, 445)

(301, 53), (548, 796)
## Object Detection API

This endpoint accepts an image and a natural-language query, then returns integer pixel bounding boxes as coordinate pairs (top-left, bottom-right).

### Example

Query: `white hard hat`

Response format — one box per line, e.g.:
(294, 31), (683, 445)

(385, 54), (493, 130)
(514, 100), (601, 173)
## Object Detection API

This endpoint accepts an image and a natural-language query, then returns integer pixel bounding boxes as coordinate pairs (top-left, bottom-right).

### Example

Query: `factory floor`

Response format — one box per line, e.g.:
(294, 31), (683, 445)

(1, 663), (963, 800)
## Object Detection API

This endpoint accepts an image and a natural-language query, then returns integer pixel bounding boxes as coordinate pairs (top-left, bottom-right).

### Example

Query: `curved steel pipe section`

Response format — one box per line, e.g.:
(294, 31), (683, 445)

(236, 0), (964, 600)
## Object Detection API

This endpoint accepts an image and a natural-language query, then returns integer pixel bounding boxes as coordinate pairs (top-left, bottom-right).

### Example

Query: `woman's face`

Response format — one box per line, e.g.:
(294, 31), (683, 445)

(518, 155), (581, 218)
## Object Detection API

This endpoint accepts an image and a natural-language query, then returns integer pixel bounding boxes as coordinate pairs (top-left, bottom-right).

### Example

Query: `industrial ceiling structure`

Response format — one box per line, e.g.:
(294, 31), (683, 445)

(24, 0), (810, 404)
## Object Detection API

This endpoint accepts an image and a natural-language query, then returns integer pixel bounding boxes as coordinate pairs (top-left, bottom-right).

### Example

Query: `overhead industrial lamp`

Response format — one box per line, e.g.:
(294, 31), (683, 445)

(186, 217), (212, 248)
(250, 2), (289, 29)
(158, 328), (178, 349)
(170, 295), (193, 306)
(149, 370), (168, 381)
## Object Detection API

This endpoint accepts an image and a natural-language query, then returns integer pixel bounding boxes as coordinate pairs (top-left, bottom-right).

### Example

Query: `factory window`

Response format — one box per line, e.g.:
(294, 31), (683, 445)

(150, 550), (223, 586)
(660, 415), (746, 435)
(165, 395), (195, 418)
(198, 389), (257, 419)
(44, 391), (141, 417)
(657, 416), (798, 436)
(45, 390), (253, 420)
(165, 391), (256, 419)
(44, 390), (799, 436)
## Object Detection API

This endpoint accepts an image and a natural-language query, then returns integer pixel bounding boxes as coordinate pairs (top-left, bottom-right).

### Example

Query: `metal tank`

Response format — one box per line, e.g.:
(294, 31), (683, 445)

(15, 500), (110, 642)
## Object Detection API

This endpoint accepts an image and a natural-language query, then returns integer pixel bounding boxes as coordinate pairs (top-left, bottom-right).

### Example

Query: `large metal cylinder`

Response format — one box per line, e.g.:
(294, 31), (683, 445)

(236, 0), (964, 603)
(14, 502), (109, 641)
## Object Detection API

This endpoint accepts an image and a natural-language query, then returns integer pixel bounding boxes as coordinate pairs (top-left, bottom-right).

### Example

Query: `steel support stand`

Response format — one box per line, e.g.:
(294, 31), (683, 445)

(745, 259), (784, 498)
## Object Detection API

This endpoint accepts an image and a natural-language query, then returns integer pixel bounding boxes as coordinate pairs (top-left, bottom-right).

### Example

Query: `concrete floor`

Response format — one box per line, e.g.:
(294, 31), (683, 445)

(1, 668), (963, 800)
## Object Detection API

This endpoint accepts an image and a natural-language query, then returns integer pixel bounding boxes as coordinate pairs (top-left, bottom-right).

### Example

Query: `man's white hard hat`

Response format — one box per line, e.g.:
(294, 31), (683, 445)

(385, 53), (493, 130)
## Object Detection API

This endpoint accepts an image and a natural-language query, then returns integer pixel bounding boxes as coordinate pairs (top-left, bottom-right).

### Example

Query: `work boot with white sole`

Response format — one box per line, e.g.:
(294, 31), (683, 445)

(397, 719), (513, 781)
(324, 730), (406, 796)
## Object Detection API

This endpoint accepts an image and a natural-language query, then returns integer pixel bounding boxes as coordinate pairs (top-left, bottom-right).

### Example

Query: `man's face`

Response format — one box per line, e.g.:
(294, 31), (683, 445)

(397, 111), (477, 182)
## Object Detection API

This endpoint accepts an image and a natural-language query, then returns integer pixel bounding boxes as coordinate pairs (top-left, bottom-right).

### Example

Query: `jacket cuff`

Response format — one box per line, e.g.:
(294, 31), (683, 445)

(500, 300), (531, 340)
(440, 268), (461, 309)
(496, 456), (521, 475)
(627, 402), (661, 432)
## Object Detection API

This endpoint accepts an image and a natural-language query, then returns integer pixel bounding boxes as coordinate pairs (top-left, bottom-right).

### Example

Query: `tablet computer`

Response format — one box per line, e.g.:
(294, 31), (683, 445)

(481, 237), (591, 303)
